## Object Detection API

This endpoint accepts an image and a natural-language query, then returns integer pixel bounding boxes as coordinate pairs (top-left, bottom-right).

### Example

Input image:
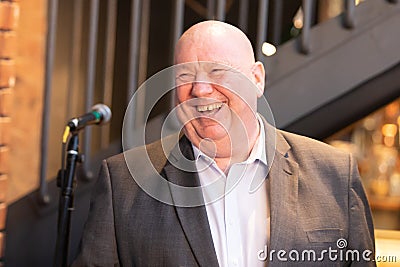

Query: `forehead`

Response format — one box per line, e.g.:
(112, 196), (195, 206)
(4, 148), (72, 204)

(175, 37), (236, 66)
(175, 26), (254, 68)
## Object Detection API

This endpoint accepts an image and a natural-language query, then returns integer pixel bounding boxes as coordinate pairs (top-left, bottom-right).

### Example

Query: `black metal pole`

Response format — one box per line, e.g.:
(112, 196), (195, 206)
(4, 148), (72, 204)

(344, 0), (355, 29)
(256, 0), (269, 60)
(54, 134), (80, 267)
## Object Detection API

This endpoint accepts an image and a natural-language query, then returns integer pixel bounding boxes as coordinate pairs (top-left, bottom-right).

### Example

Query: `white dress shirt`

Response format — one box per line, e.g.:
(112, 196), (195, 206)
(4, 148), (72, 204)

(193, 115), (270, 267)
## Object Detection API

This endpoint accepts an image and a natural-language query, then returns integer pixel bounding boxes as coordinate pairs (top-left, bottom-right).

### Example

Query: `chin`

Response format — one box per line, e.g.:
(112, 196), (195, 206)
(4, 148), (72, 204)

(198, 128), (229, 141)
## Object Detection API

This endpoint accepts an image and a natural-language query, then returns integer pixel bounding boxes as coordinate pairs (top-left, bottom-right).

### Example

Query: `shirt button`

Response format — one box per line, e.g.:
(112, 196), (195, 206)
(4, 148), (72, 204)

(232, 259), (238, 265)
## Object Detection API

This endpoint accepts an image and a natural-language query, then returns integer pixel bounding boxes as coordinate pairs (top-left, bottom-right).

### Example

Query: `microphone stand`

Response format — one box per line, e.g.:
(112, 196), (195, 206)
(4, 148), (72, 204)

(54, 132), (81, 267)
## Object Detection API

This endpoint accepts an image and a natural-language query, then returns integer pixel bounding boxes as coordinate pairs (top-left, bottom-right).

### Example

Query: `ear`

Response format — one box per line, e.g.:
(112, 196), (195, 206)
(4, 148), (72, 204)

(252, 61), (266, 97)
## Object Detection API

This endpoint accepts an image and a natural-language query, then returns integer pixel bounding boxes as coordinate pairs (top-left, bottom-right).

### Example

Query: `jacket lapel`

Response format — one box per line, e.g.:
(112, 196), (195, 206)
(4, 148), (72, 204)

(267, 129), (299, 257)
(160, 125), (299, 266)
(163, 136), (219, 267)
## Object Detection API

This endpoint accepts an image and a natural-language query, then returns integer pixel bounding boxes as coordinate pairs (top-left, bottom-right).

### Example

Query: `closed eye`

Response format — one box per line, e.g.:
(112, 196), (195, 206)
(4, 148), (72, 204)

(211, 69), (226, 73)
(177, 73), (195, 82)
(209, 69), (227, 78)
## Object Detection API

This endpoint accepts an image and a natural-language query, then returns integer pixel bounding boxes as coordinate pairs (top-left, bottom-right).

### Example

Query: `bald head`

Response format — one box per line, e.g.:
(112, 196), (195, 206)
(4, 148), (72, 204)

(173, 21), (266, 167)
(174, 21), (256, 70)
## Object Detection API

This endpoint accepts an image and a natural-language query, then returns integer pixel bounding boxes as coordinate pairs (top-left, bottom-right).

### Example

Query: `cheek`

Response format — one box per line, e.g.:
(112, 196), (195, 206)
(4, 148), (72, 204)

(176, 85), (192, 102)
(228, 93), (257, 117)
(219, 86), (245, 106)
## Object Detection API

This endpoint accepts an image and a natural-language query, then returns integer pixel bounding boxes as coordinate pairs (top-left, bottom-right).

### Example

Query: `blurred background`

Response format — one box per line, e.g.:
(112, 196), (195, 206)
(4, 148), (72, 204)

(1, 0), (400, 266)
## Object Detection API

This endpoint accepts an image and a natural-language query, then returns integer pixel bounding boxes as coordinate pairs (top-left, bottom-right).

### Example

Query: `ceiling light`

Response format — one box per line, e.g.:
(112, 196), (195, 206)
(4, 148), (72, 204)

(262, 42), (277, 57)
(293, 7), (304, 29)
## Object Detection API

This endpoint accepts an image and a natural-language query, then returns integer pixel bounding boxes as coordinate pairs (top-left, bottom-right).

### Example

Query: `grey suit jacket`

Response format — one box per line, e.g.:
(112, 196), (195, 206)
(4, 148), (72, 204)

(73, 128), (375, 266)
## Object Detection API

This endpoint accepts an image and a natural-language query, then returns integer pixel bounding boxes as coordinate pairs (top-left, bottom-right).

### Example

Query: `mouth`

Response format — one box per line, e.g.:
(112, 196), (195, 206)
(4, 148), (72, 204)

(196, 103), (223, 115)
(196, 102), (223, 113)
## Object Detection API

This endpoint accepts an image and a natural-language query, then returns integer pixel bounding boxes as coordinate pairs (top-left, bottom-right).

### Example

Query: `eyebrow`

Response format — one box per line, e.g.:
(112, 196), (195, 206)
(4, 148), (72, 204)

(175, 65), (195, 73)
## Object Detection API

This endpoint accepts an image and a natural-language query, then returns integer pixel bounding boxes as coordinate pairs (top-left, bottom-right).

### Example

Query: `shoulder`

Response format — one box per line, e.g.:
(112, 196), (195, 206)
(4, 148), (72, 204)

(105, 132), (181, 175)
(93, 138), (170, 203)
(277, 129), (352, 170)
(279, 129), (349, 156)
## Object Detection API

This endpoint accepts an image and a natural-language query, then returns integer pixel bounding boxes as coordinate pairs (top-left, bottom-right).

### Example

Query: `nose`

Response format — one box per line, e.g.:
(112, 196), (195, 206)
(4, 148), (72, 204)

(191, 81), (213, 97)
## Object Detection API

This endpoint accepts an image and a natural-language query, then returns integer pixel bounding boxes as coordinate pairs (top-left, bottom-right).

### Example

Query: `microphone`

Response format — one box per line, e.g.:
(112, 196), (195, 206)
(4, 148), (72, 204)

(67, 104), (112, 132)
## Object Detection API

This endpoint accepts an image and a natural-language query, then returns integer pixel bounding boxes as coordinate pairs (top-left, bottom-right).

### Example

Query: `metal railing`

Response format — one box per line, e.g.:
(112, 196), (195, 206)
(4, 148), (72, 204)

(38, 0), (399, 204)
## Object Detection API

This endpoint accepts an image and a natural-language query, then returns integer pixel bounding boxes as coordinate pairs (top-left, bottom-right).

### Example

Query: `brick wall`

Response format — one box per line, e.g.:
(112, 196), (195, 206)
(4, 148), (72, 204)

(0, 0), (19, 263)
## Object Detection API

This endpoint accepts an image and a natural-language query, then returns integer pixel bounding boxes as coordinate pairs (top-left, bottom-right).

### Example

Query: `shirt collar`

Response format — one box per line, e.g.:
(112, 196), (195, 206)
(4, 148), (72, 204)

(192, 114), (267, 166)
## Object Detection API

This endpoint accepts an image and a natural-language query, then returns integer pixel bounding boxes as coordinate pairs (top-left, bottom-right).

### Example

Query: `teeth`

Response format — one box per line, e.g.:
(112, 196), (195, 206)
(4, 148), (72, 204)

(197, 103), (223, 112)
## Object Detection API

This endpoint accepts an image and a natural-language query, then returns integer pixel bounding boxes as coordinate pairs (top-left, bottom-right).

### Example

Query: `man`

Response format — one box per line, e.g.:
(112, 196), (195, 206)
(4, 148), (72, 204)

(73, 21), (375, 266)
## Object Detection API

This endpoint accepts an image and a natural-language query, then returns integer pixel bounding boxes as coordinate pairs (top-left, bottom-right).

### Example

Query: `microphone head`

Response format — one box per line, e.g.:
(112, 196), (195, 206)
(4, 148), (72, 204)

(92, 104), (112, 125)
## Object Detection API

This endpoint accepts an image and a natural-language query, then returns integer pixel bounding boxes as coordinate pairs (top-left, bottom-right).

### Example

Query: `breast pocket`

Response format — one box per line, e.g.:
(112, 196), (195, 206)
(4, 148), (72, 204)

(306, 228), (343, 243)
(300, 228), (345, 266)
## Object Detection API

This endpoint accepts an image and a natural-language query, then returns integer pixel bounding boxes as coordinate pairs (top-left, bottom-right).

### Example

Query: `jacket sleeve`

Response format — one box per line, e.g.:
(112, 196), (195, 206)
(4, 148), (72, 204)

(72, 160), (120, 267)
(348, 154), (376, 266)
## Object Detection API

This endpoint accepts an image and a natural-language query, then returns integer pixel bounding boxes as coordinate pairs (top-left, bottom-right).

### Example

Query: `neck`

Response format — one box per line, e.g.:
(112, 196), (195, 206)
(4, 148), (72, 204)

(214, 120), (260, 172)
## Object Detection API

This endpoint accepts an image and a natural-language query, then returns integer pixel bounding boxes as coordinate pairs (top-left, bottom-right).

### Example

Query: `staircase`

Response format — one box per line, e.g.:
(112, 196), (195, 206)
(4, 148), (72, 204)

(263, 0), (400, 137)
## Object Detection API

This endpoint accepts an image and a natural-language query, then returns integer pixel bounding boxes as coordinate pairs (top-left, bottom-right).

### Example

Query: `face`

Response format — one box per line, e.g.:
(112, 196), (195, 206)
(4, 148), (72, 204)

(174, 23), (265, 158)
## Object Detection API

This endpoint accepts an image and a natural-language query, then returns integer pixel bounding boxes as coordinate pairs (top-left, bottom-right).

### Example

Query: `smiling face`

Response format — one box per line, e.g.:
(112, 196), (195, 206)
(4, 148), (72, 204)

(174, 21), (265, 162)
